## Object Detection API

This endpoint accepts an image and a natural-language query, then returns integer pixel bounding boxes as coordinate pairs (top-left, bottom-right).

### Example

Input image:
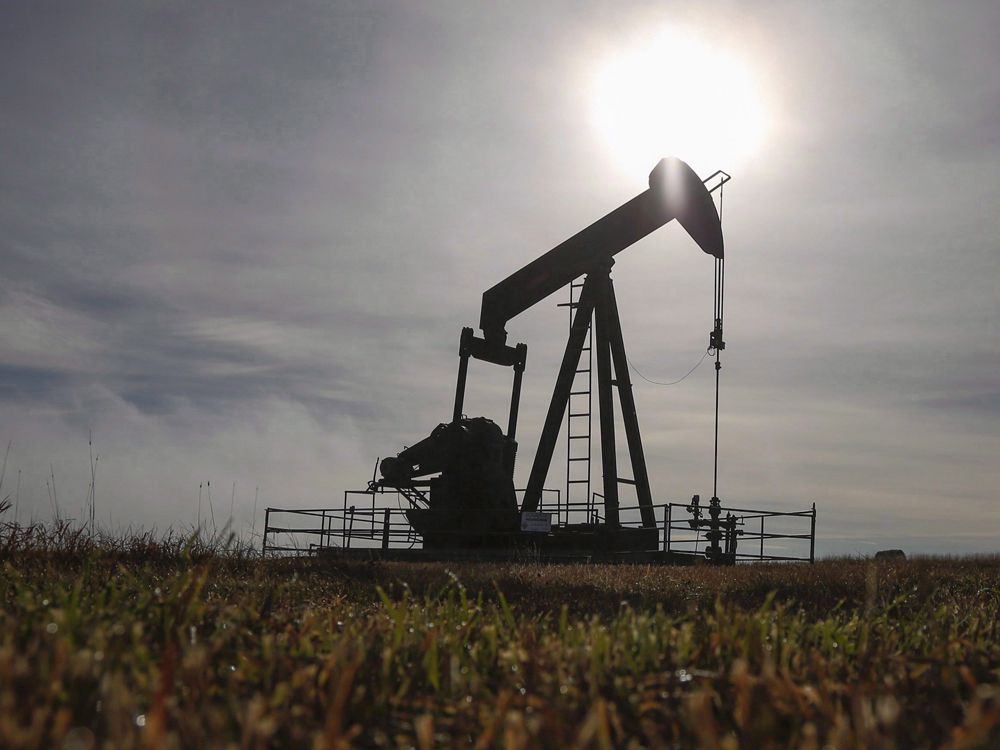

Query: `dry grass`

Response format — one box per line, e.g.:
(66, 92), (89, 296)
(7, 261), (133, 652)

(1, 522), (998, 748)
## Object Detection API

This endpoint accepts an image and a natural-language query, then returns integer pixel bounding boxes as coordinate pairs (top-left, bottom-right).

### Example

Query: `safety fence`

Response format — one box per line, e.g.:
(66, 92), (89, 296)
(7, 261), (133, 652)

(661, 502), (816, 563)
(262, 488), (561, 554)
(263, 490), (815, 562)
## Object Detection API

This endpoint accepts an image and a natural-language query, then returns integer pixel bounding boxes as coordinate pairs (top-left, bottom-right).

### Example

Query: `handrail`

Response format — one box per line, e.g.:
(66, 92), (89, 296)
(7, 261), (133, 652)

(262, 493), (816, 562)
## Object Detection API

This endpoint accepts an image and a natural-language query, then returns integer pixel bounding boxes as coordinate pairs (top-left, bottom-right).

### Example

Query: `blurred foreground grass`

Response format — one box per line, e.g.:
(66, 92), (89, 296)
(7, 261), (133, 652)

(1, 523), (998, 748)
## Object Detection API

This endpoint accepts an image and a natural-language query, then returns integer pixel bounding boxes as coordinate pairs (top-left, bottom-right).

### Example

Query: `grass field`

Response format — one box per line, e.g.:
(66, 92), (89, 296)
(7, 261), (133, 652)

(1, 523), (999, 748)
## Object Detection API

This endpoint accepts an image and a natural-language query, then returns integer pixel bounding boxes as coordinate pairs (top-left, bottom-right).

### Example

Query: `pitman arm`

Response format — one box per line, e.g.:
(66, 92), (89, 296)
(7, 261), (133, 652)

(478, 157), (724, 344)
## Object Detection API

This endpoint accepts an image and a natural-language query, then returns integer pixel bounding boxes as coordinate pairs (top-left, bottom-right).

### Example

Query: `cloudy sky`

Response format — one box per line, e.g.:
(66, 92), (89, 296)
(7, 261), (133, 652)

(1, 1), (996, 555)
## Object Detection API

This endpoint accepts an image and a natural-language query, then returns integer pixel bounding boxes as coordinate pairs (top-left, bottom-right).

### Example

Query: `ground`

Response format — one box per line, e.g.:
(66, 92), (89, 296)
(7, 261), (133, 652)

(1, 527), (998, 748)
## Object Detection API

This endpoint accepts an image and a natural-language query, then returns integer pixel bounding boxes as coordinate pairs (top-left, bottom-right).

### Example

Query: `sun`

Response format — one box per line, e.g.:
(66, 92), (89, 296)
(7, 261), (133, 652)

(589, 28), (767, 178)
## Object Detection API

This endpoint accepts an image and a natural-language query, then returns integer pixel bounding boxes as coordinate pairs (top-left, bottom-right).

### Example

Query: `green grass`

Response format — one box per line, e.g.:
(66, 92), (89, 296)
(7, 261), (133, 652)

(1, 524), (999, 748)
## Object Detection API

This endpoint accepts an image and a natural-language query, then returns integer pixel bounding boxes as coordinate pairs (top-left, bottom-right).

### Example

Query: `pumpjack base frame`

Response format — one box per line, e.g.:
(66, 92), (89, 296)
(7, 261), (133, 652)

(315, 544), (702, 566)
(262, 496), (817, 565)
(316, 524), (701, 565)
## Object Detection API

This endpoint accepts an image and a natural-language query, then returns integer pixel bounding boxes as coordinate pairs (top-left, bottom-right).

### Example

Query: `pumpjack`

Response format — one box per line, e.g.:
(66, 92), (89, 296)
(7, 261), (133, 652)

(372, 157), (728, 558)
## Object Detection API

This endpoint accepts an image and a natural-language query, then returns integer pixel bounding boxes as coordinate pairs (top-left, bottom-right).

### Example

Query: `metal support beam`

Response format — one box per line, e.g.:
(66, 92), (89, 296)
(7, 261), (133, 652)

(810, 503), (816, 563)
(262, 508), (271, 555)
(507, 343), (528, 440)
(479, 158), (724, 343)
(453, 328), (473, 423)
(604, 278), (655, 527)
(593, 267), (620, 527)
(522, 264), (659, 529)
(522, 276), (597, 512)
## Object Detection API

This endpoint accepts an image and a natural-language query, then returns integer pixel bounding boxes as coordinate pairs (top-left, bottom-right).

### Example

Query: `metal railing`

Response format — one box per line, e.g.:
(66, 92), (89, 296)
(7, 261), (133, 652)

(263, 487), (562, 555)
(662, 502), (816, 563)
(263, 492), (816, 562)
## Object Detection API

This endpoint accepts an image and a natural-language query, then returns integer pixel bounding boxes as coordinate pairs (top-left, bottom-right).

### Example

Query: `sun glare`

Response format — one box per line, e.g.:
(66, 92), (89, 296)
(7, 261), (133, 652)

(590, 28), (767, 178)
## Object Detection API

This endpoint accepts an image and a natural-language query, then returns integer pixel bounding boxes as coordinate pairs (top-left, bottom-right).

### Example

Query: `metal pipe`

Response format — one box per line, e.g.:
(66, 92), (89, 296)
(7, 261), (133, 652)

(342, 492), (348, 547)
(507, 343), (527, 439)
(453, 353), (470, 423)
(810, 503), (816, 563)
(262, 508), (270, 555)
